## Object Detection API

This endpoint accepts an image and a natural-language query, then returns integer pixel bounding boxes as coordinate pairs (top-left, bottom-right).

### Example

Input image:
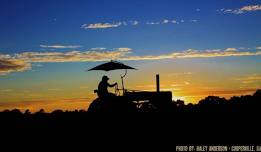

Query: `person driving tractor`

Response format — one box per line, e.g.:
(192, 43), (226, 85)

(97, 75), (118, 98)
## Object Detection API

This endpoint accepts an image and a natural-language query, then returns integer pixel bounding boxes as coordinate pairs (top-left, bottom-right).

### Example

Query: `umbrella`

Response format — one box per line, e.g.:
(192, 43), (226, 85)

(88, 60), (136, 71)
(88, 60), (137, 93)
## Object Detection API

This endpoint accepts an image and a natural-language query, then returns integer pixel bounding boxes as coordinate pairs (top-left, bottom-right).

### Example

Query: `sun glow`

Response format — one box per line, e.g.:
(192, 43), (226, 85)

(172, 95), (186, 102)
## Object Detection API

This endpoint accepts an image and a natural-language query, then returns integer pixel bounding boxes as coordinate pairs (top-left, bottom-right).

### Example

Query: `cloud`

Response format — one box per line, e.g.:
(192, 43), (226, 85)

(225, 48), (237, 52)
(146, 22), (160, 25)
(47, 89), (61, 91)
(0, 48), (131, 75)
(206, 89), (258, 96)
(15, 50), (130, 63)
(0, 58), (31, 75)
(40, 44), (81, 49)
(85, 19), (195, 28)
(239, 47), (251, 50)
(0, 89), (13, 92)
(184, 81), (190, 85)
(1, 47), (261, 75)
(196, 8), (201, 12)
(82, 20), (139, 29)
(190, 19), (198, 23)
(90, 47), (107, 51)
(115, 48), (132, 52)
(172, 20), (178, 24)
(163, 19), (169, 24)
(131, 20), (139, 25)
(81, 22), (122, 29)
(168, 72), (193, 77)
(240, 5), (261, 12)
(171, 81), (191, 87)
(121, 48), (261, 61)
(234, 74), (261, 84)
(219, 5), (261, 14)
(147, 19), (185, 25)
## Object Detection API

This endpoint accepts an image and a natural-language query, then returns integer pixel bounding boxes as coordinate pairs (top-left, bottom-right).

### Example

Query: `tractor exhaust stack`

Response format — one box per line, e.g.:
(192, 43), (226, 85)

(156, 74), (160, 93)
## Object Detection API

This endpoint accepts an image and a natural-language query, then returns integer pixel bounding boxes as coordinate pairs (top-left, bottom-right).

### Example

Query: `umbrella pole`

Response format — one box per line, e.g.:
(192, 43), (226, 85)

(121, 77), (124, 94)
(121, 69), (128, 95)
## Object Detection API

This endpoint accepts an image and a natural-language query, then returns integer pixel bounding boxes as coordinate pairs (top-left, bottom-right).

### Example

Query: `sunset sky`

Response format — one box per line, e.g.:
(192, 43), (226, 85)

(0, 0), (261, 112)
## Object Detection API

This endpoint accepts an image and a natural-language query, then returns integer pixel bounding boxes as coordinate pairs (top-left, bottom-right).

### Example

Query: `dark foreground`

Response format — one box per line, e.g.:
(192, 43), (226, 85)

(1, 90), (261, 147)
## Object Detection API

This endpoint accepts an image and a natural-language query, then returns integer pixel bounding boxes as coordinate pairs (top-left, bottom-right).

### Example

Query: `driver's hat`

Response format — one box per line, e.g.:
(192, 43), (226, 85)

(102, 75), (109, 81)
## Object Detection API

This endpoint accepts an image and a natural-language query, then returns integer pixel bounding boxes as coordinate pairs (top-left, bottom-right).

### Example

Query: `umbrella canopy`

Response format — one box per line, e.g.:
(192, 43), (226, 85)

(88, 60), (136, 71)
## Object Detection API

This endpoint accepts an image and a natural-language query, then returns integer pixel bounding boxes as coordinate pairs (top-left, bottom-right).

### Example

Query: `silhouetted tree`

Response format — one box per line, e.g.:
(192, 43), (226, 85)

(11, 109), (22, 114)
(24, 109), (31, 115)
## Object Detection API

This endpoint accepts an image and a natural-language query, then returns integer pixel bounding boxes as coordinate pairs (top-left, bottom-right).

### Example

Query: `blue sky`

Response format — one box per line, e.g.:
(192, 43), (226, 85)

(1, 0), (261, 53)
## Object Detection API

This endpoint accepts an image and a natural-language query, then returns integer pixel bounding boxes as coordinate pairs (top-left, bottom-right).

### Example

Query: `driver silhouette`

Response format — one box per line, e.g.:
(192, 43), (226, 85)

(97, 75), (117, 98)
